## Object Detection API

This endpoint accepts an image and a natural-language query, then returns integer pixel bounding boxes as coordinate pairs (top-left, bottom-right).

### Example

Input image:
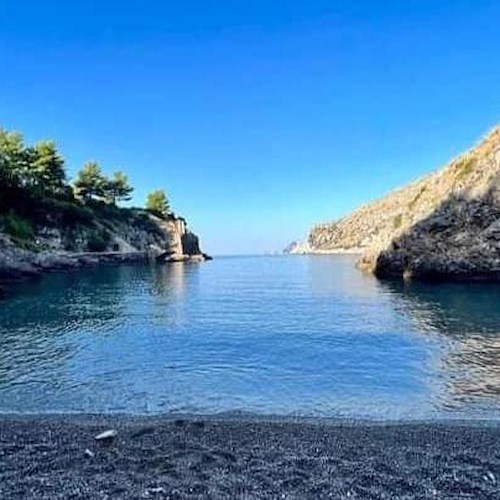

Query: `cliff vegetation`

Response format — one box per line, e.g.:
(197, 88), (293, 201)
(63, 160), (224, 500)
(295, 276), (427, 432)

(0, 126), (205, 283)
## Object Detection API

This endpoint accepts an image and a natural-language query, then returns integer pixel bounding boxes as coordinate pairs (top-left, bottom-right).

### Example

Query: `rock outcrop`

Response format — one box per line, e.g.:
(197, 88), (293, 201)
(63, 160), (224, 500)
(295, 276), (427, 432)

(0, 211), (209, 286)
(152, 215), (206, 261)
(283, 241), (309, 254)
(298, 126), (500, 281)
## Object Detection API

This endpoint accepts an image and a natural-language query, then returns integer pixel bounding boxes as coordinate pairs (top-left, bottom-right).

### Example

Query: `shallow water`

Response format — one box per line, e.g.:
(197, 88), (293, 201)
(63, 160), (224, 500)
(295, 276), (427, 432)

(1, 255), (500, 420)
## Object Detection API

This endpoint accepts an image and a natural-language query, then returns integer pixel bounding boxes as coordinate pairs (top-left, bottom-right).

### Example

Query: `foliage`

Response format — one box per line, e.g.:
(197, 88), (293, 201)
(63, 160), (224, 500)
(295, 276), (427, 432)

(28, 141), (67, 196)
(0, 125), (175, 252)
(105, 171), (134, 205)
(73, 161), (107, 202)
(393, 214), (403, 229)
(38, 198), (95, 226)
(86, 228), (112, 252)
(455, 155), (476, 181)
(0, 131), (68, 199)
(0, 128), (26, 189)
(146, 189), (170, 218)
(3, 211), (34, 241)
(74, 166), (135, 207)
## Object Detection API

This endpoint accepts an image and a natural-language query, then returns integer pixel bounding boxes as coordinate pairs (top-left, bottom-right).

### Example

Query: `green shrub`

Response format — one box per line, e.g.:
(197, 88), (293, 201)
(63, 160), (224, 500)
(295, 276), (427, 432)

(44, 198), (95, 225)
(455, 155), (475, 181)
(86, 228), (111, 252)
(4, 211), (34, 241)
(22, 197), (95, 228)
(393, 214), (403, 229)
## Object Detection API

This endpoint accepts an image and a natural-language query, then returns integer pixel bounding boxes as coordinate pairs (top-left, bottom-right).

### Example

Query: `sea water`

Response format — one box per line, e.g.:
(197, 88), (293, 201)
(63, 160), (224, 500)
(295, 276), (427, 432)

(1, 255), (500, 420)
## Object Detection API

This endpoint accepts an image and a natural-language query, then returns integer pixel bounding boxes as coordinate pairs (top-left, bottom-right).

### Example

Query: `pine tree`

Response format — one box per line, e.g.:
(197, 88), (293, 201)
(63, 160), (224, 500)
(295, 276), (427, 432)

(73, 162), (107, 202)
(28, 141), (66, 196)
(146, 189), (170, 218)
(0, 129), (25, 188)
(105, 171), (134, 205)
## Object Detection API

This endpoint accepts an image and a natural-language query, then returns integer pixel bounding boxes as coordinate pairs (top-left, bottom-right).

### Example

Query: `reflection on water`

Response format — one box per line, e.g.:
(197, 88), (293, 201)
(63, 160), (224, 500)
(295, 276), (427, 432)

(383, 279), (500, 413)
(1, 256), (500, 419)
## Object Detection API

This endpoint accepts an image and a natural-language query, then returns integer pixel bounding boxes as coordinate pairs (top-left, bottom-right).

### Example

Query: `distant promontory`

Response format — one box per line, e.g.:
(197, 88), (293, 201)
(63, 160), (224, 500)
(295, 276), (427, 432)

(288, 126), (500, 281)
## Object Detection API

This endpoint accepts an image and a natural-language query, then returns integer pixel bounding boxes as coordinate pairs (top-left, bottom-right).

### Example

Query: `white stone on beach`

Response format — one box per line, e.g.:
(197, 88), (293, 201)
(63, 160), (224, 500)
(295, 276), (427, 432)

(484, 471), (496, 484)
(94, 429), (118, 441)
(145, 487), (166, 495)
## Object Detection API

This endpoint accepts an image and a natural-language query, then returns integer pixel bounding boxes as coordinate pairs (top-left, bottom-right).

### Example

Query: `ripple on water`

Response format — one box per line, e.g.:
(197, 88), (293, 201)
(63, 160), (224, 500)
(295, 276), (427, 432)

(1, 255), (500, 420)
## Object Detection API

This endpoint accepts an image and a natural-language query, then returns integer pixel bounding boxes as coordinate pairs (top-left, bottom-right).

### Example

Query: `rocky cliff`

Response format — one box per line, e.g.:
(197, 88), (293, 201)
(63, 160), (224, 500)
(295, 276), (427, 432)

(0, 209), (207, 284)
(297, 126), (500, 281)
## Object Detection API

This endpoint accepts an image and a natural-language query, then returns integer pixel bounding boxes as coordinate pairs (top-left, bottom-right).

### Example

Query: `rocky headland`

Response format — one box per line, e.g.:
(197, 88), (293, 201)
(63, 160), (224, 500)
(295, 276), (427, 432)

(0, 210), (209, 288)
(291, 126), (500, 281)
(0, 126), (209, 295)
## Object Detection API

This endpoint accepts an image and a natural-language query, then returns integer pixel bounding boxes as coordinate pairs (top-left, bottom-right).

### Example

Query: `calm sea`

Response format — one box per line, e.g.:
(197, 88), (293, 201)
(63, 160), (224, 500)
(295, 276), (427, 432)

(1, 255), (500, 420)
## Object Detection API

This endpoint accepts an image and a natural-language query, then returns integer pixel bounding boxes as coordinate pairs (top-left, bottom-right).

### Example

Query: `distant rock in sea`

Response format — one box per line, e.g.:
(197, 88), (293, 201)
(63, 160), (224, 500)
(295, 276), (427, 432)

(297, 126), (500, 281)
(283, 240), (311, 254)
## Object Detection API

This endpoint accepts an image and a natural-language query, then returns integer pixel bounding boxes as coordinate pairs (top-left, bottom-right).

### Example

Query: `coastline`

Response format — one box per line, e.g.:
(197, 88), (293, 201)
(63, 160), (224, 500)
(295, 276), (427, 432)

(305, 248), (363, 255)
(288, 247), (364, 256)
(1, 414), (499, 499)
(0, 250), (211, 297)
(0, 251), (150, 295)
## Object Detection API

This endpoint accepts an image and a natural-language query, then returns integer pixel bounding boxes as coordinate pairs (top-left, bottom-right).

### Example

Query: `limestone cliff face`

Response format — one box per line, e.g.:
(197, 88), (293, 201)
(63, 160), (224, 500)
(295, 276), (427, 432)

(32, 211), (203, 258)
(154, 216), (203, 258)
(300, 126), (500, 281)
(0, 211), (206, 283)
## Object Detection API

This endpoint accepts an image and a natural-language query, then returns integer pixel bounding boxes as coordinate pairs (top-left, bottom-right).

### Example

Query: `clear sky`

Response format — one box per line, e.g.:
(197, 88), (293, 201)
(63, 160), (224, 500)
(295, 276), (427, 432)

(1, 1), (499, 255)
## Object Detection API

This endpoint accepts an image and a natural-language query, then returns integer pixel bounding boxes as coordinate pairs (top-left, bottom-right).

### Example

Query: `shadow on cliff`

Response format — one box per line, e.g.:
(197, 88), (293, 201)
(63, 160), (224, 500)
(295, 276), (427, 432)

(365, 174), (500, 282)
(181, 231), (201, 255)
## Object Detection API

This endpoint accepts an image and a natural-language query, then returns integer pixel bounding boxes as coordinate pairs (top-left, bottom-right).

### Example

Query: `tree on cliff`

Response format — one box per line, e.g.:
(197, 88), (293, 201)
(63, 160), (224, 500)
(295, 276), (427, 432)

(27, 141), (67, 197)
(0, 129), (26, 189)
(0, 133), (69, 200)
(73, 162), (107, 202)
(146, 189), (170, 218)
(105, 171), (134, 205)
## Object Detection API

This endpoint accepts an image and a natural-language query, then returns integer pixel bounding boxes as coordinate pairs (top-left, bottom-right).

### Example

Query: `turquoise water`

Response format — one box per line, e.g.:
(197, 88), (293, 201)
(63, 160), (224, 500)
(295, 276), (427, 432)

(1, 255), (500, 420)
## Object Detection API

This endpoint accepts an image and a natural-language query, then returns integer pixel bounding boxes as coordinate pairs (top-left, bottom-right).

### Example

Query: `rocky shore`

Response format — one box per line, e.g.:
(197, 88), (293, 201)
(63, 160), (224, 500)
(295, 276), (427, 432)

(0, 211), (211, 297)
(1, 414), (499, 499)
(0, 245), (147, 283)
(292, 126), (500, 282)
(0, 247), (211, 298)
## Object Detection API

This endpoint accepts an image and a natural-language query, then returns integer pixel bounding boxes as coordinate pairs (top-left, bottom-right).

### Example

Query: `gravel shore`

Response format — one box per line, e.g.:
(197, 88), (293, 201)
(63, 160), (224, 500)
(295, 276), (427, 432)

(1, 415), (499, 499)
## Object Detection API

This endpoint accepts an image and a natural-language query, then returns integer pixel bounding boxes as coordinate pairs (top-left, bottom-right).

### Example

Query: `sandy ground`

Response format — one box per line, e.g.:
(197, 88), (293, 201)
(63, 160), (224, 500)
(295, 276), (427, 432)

(1, 415), (500, 499)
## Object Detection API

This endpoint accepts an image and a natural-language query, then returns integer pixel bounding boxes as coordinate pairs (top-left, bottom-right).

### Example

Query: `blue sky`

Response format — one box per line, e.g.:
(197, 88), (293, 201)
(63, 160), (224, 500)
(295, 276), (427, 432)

(1, 1), (499, 255)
